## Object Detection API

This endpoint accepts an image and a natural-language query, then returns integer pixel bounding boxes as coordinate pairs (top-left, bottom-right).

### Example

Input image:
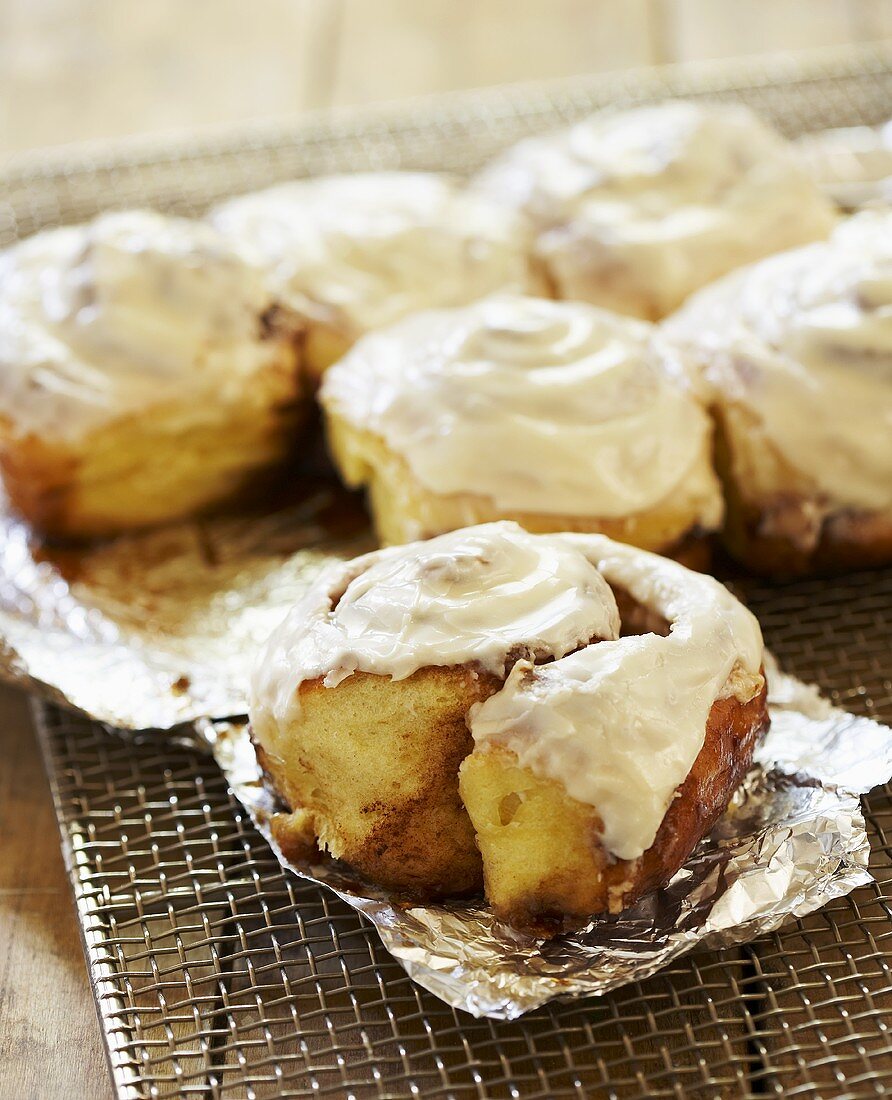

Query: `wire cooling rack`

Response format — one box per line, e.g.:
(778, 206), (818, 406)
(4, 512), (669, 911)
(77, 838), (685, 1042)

(9, 41), (892, 1099)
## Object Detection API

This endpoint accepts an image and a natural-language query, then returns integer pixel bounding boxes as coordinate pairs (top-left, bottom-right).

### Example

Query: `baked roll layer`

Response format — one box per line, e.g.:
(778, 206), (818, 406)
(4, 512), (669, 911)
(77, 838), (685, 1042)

(321, 295), (723, 559)
(664, 209), (892, 576)
(474, 101), (836, 320)
(258, 664), (496, 897)
(0, 211), (306, 539)
(212, 172), (544, 382)
(248, 522), (767, 932)
(460, 688), (766, 935)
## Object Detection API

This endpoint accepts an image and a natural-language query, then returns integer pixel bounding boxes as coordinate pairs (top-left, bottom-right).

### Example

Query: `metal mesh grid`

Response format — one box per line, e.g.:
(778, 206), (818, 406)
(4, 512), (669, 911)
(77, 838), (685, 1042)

(8, 41), (892, 1099)
(36, 567), (892, 1099)
(4, 41), (892, 245)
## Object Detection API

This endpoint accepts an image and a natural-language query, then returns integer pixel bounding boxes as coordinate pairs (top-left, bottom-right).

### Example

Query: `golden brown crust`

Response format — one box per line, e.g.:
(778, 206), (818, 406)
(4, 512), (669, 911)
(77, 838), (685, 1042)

(621, 682), (767, 908)
(303, 324), (354, 388)
(253, 513), (765, 930)
(260, 658), (768, 928)
(257, 664), (502, 899)
(0, 341), (306, 541)
(722, 490), (892, 578)
(325, 412), (717, 562)
(663, 528), (713, 572)
(459, 677), (769, 936)
(713, 411), (892, 577)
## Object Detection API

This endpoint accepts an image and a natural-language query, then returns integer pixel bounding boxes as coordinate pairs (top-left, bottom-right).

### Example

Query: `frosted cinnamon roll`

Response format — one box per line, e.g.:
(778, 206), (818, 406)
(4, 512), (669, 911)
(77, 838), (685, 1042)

(211, 172), (542, 382)
(249, 522), (767, 932)
(796, 120), (892, 209)
(664, 209), (892, 576)
(0, 210), (306, 540)
(474, 101), (836, 320)
(321, 295), (723, 562)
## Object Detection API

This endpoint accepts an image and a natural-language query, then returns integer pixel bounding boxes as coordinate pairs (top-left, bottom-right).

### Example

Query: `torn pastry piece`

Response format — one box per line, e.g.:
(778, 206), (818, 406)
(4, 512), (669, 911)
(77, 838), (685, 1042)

(474, 101), (837, 320)
(0, 210), (307, 540)
(248, 522), (621, 897)
(459, 530), (767, 934)
(211, 172), (543, 382)
(663, 209), (892, 576)
(321, 294), (723, 563)
(248, 521), (768, 934)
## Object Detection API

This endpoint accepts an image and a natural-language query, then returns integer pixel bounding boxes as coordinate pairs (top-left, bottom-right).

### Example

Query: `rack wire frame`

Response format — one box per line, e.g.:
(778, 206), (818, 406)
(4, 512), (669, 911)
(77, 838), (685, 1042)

(8, 42), (892, 1099)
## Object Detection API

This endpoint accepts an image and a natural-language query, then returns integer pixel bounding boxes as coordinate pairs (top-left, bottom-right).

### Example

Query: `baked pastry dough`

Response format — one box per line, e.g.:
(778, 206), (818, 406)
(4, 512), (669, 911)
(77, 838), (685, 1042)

(0, 210), (306, 540)
(474, 101), (837, 320)
(211, 172), (542, 381)
(663, 209), (892, 576)
(321, 294), (723, 561)
(248, 522), (767, 932)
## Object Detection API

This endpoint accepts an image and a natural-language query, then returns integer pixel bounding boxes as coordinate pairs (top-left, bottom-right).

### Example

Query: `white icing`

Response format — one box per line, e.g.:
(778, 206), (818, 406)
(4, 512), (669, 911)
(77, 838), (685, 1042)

(0, 210), (290, 441)
(796, 120), (892, 207)
(250, 522), (620, 733)
(211, 172), (536, 336)
(475, 101), (836, 317)
(321, 294), (722, 522)
(249, 522), (763, 862)
(663, 209), (892, 512)
(469, 533), (763, 860)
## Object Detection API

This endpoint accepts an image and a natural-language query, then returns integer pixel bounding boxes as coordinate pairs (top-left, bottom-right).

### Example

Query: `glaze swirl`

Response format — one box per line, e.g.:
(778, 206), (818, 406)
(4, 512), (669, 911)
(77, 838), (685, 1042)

(250, 522), (763, 861)
(470, 531), (764, 859)
(664, 209), (892, 512)
(212, 172), (537, 336)
(0, 210), (289, 440)
(250, 522), (621, 724)
(321, 294), (722, 521)
(475, 101), (836, 318)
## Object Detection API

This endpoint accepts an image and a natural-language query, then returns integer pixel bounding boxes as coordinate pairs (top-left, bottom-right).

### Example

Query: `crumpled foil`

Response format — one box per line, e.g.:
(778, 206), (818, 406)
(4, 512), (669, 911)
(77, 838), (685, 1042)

(0, 484), (888, 1019)
(0, 484), (372, 729)
(205, 662), (890, 1019)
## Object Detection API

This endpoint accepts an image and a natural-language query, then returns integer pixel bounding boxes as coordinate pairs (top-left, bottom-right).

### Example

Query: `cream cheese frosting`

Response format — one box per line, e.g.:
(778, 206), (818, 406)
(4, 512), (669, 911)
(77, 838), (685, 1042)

(0, 209), (291, 441)
(211, 172), (537, 337)
(469, 532), (763, 860)
(796, 120), (892, 208)
(249, 522), (621, 728)
(321, 294), (723, 522)
(249, 522), (763, 862)
(663, 209), (892, 512)
(474, 101), (836, 318)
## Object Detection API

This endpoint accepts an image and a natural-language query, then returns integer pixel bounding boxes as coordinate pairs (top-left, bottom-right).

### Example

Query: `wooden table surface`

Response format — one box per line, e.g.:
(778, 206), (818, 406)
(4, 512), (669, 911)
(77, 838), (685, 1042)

(2, 4), (892, 1098)
(2, 0), (891, 162)
(0, 685), (112, 1100)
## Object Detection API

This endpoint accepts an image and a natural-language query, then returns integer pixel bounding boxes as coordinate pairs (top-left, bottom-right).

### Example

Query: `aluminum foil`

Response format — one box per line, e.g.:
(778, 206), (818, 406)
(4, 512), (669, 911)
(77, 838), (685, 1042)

(0, 483), (887, 1019)
(205, 663), (889, 1020)
(0, 484), (372, 729)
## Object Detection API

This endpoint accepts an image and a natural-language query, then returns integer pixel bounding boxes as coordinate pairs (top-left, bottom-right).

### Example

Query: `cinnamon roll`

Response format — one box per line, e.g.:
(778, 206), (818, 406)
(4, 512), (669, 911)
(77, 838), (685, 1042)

(664, 209), (892, 576)
(474, 101), (836, 320)
(211, 172), (542, 382)
(320, 294), (723, 563)
(248, 522), (767, 932)
(0, 210), (306, 540)
(796, 120), (892, 209)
